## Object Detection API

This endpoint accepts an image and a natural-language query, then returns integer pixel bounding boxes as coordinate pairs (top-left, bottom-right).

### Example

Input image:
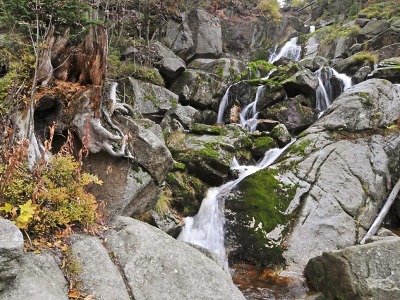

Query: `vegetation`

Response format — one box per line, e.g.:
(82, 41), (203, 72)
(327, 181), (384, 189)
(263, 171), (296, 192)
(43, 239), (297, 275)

(257, 0), (281, 22)
(0, 138), (102, 237)
(352, 52), (378, 65)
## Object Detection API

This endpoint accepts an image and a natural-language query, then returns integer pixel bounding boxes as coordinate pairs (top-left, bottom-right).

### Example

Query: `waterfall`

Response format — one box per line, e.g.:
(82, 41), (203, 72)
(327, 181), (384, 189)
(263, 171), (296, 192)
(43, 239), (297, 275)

(178, 141), (295, 265)
(217, 85), (232, 124)
(309, 25), (315, 33)
(315, 67), (353, 114)
(239, 85), (264, 133)
(269, 37), (302, 63)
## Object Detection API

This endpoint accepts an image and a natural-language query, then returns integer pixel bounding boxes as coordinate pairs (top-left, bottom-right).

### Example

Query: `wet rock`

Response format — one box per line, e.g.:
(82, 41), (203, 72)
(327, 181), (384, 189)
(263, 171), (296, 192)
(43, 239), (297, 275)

(298, 56), (329, 72)
(70, 235), (130, 300)
(166, 124), (252, 185)
(148, 209), (183, 237)
(0, 252), (68, 300)
(282, 69), (319, 98)
(261, 95), (317, 133)
(0, 219), (23, 292)
(251, 136), (278, 159)
(305, 237), (400, 300)
(153, 41), (186, 82)
(105, 217), (245, 300)
(271, 124), (292, 147)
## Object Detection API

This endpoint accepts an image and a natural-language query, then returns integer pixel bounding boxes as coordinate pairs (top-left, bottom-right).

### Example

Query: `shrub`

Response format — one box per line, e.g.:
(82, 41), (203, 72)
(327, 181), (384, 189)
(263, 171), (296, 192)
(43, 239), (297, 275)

(0, 139), (102, 235)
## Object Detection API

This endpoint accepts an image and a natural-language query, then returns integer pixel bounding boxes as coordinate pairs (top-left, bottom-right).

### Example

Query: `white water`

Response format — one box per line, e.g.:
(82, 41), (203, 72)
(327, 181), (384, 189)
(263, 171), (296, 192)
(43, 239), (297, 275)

(178, 141), (295, 265)
(239, 85), (264, 133)
(315, 67), (352, 114)
(269, 37), (302, 63)
(309, 25), (315, 33)
(217, 86), (232, 124)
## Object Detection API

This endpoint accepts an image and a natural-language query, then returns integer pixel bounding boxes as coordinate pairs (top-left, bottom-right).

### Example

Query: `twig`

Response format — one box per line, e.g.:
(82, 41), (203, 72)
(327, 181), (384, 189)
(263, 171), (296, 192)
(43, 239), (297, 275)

(360, 177), (400, 244)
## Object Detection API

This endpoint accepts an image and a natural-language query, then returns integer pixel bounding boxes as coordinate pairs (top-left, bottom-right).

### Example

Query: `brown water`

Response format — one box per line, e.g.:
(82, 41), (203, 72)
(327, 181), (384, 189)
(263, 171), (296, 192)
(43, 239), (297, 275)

(231, 264), (318, 300)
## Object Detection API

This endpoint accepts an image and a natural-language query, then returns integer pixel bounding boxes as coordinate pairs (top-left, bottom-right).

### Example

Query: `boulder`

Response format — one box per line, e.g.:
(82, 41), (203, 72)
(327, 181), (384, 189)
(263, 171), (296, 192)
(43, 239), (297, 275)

(0, 219), (24, 292)
(170, 69), (222, 111)
(226, 79), (400, 269)
(333, 53), (375, 76)
(367, 28), (400, 52)
(368, 57), (400, 83)
(305, 237), (400, 300)
(352, 65), (372, 84)
(0, 252), (68, 300)
(166, 124), (252, 185)
(83, 151), (159, 217)
(165, 105), (203, 129)
(188, 58), (246, 85)
(124, 77), (179, 120)
(298, 56), (329, 72)
(372, 43), (400, 61)
(271, 124), (292, 147)
(357, 20), (390, 42)
(261, 95), (318, 133)
(153, 41), (186, 82)
(70, 235), (130, 300)
(161, 16), (194, 59)
(354, 18), (370, 28)
(251, 136), (278, 159)
(282, 69), (319, 98)
(105, 217), (245, 300)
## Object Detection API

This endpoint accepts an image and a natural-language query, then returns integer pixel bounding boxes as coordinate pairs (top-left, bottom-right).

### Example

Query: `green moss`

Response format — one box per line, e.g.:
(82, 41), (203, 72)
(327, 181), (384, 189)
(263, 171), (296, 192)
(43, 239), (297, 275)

(246, 60), (276, 80)
(352, 52), (378, 65)
(288, 140), (311, 157)
(196, 143), (220, 160)
(360, 1), (400, 20)
(190, 123), (228, 135)
(236, 168), (297, 266)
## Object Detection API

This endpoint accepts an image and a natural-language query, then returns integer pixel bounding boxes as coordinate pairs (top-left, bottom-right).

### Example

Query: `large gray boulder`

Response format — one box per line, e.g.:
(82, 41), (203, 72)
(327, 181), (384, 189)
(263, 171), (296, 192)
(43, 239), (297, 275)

(368, 57), (400, 83)
(154, 41), (186, 81)
(70, 235), (130, 300)
(226, 79), (400, 269)
(105, 217), (245, 300)
(83, 151), (158, 217)
(357, 20), (390, 42)
(170, 69), (223, 111)
(0, 252), (68, 300)
(124, 77), (179, 118)
(0, 219), (23, 292)
(282, 69), (319, 98)
(305, 237), (400, 300)
(161, 9), (222, 62)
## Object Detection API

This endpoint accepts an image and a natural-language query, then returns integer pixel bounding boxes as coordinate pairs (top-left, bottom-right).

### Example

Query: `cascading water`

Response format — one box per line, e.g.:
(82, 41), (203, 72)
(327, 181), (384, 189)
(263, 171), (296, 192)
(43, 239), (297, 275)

(239, 86), (264, 133)
(217, 85), (232, 124)
(268, 37), (302, 63)
(178, 141), (295, 266)
(309, 25), (315, 33)
(315, 67), (353, 114)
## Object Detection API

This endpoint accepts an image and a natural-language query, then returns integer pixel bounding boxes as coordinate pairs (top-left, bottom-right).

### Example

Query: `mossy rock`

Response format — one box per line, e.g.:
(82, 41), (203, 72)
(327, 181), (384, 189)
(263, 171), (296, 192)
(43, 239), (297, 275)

(190, 123), (228, 135)
(226, 168), (297, 267)
(166, 172), (206, 216)
(251, 136), (278, 158)
(244, 60), (276, 80)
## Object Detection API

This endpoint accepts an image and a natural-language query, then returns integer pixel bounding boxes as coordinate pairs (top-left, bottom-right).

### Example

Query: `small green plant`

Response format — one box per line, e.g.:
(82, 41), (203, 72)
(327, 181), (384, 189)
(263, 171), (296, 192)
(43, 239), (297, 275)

(0, 139), (102, 235)
(154, 188), (174, 215)
(352, 52), (378, 65)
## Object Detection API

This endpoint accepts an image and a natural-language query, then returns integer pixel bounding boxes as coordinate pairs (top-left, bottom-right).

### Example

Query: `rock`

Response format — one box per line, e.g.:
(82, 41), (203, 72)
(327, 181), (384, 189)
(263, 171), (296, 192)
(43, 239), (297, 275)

(298, 56), (329, 72)
(282, 69), (319, 98)
(170, 69), (222, 111)
(251, 136), (278, 159)
(368, 57), (400, 83)
(161, 16), (194, 59)
(153, 41), (186, 82)
(70, 235), (130, 300)
(188, 58), (246, 85)
(166, 124), (252, 185)
(227, 79), (400, 269)
(392, 19), (400, 30)
(372, 43), (400, 61)
(333, 53), (375, 76)
(167, 105), (203, 129)
(305, 237), (400, 300)
(115, 116), (173, 185)
(352, 65), (372, 84)
(354, 18), (370, 28)
(0, 219), (24, 292)
(124, 77), (179, 120)
(105, 217), (245, 300)
(271, 124), (292, 147)
(148, 209), (183, 237)
(333, 36), (354, 59)
(0, 252), (68, 300)
(261, 95), (318, 133)
(357, 20), (390, 42)
(133, 118), (164, 142)
(83, 151), (158, 217)
(186, 243), (230, 274)
(367, 28), (400, 52)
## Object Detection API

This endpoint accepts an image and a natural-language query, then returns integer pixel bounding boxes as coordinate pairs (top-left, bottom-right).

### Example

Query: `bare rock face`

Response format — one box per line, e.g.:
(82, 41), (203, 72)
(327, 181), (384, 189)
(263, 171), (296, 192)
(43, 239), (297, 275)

(305, 237), (400, 300)
(105, 217), (246, 300)
(0, 219), (23, 292)
(153, 41), (186, 82)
